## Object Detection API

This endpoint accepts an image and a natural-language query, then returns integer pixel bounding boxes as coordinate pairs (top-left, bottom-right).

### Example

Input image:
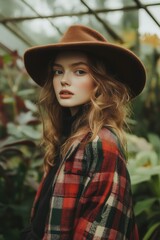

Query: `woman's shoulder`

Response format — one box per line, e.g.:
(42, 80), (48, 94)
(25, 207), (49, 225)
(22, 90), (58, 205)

(93, 126), (126, 158)
(85, 127), (119, 153)
(83, 127), (127, 174)
(98, 126), (118, 142)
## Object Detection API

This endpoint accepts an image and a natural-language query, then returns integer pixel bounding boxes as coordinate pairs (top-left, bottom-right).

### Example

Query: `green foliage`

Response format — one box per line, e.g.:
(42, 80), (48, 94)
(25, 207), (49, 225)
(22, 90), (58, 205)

(127, 40), (160, 239)
(0, 53), (43, 239)
(0, 116), (43, 239)
(127, 133), (160, 240)
(132, 43), (160, 138)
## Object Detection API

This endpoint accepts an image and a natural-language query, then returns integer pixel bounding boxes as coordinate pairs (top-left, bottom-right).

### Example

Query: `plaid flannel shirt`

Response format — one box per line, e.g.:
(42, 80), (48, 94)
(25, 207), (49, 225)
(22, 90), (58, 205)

(32, 127), (139, 240)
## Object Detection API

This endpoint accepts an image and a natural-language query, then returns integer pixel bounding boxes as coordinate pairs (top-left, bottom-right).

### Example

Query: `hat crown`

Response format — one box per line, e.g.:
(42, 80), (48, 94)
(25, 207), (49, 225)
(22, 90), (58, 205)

(60, 25), (107, 44)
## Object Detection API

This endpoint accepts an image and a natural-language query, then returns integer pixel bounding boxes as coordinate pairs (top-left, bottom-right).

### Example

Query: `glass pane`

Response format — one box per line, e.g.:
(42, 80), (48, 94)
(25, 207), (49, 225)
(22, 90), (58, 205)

(25, 0), (86, 15)
(13, 20), (60, 45)
(139, 9), (160, 36)
(0, 0), (36, 17)
(148, 6), (160, 22)
(0, 25), (29, 55)
(140, 0), (160, 4)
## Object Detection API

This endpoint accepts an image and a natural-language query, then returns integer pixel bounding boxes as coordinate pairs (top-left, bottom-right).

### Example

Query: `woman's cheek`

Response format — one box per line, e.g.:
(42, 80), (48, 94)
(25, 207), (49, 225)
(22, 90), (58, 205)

(76, 78), (94, 91)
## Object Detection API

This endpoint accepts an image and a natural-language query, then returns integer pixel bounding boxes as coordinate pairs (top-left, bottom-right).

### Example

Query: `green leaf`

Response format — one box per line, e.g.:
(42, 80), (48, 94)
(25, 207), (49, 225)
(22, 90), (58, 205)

(149, 175), (160, 197)
(3, 54), (12, 64)
(135, 150), (158, 166)
(0, 138), (36, 148)
(134, 198), (157, 216)
(136, 166), (160, 177)
(143, 222), (160, 240)
(17, 89), (36, 97)
(0, 234), (5, 240)
(17, 111), (38, 125)
(18, 125), (41, 139)
(0, 147), (23, 156)
(148, 133), (160, 157)
(130, 174), (150, 185)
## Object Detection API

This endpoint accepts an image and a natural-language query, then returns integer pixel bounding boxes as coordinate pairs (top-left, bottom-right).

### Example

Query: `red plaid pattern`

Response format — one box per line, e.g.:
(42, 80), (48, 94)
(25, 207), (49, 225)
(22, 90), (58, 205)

(32, 128), (139, 239)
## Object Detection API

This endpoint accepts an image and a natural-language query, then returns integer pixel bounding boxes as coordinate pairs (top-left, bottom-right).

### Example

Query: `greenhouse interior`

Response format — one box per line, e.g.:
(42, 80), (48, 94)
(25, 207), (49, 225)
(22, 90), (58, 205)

(0, 0), (160, 239)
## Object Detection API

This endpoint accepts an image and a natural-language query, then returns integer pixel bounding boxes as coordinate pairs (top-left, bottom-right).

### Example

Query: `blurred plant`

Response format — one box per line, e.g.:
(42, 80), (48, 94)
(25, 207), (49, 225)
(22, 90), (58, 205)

(132, 34), (160, 138)
(0, 94), (44, 239)
(128, 38), (160, 239)
(127, 133), (160, 240)
(0, 52), (43, 240)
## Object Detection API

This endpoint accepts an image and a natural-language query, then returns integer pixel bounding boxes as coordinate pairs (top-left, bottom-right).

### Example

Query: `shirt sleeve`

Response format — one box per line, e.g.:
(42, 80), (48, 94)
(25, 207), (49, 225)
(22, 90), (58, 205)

(73, 133), (139, 240)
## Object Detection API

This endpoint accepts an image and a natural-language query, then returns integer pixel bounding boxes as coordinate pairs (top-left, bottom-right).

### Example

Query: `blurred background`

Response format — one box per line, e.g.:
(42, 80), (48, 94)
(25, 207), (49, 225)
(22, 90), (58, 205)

(0, 0), (160, 239)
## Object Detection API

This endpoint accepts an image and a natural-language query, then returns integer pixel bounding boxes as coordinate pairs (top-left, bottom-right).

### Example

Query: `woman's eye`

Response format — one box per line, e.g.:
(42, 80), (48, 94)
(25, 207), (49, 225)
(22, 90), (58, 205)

(53, 69), (63, 75)
(75, 70), (86, 75)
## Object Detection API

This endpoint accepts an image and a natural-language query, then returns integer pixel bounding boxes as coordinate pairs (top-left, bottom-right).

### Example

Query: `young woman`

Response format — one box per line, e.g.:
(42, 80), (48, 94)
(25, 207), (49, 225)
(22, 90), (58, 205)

(22, 24), (146, 239)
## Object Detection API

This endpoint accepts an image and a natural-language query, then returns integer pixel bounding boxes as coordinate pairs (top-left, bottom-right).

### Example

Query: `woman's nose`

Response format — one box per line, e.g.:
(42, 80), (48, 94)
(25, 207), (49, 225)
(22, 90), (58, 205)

(60, 72), (71, 86)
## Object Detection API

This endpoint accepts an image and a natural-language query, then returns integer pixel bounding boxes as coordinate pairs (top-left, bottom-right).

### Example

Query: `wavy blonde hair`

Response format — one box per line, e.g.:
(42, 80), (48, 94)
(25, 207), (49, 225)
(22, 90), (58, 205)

(38, 53), (131, 173)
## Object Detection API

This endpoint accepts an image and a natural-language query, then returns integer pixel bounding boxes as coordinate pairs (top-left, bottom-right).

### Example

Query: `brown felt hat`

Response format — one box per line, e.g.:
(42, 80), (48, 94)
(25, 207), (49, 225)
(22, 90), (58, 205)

(24, 24), (146, 98)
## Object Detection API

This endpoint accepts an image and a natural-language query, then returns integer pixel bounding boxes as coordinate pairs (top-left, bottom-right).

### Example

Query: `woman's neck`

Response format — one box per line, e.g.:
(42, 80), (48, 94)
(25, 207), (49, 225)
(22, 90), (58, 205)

(69, 106), (80, 116)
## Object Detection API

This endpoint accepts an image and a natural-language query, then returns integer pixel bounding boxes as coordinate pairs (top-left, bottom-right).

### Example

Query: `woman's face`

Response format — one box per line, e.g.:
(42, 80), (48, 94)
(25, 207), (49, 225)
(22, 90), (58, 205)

(52, 51), (95, 115)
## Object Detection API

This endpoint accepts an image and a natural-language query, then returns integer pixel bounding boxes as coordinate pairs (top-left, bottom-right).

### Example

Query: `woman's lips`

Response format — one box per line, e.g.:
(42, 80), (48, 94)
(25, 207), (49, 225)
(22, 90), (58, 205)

(59, 90), (74, 98)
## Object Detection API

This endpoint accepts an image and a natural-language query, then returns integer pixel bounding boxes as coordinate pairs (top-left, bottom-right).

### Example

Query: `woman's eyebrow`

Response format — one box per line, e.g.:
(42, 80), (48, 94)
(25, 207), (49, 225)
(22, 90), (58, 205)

(70, 62), (88, 67)
(53, 63), (62, 67)
(53, 62), (88, 68)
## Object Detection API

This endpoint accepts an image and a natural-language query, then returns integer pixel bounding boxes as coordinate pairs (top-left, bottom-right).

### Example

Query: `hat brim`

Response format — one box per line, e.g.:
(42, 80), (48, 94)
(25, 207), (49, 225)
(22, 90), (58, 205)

(24, 42), (146, 98)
